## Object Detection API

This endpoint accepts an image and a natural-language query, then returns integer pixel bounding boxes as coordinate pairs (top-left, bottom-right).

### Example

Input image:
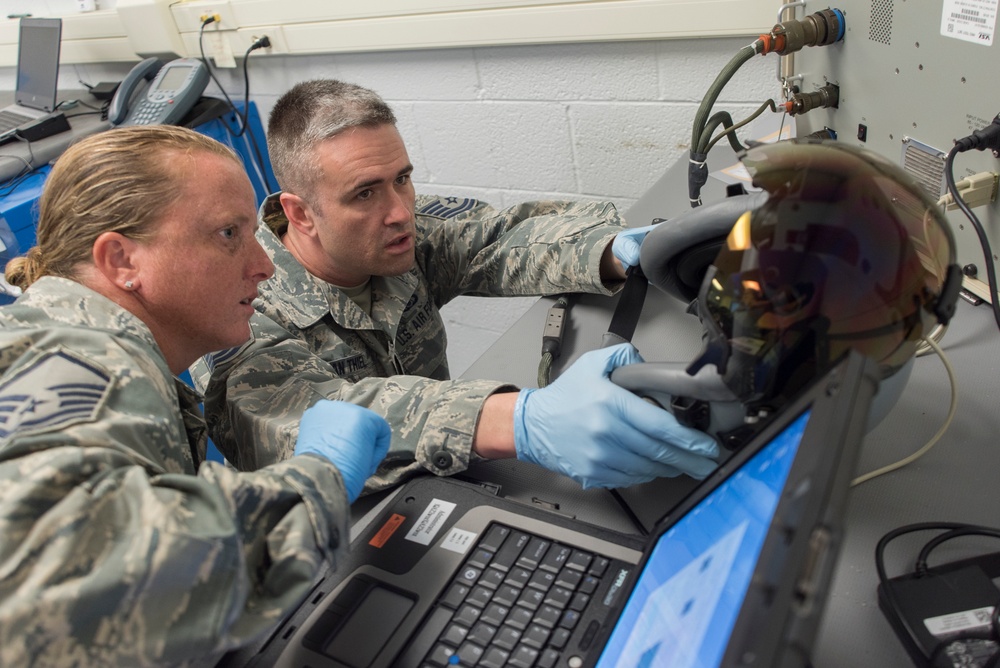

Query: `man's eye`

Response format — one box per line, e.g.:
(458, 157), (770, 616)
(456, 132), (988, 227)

(357, 189), (373, 201)
(220, 227), (236, 240)
(396, 174), (410, 185)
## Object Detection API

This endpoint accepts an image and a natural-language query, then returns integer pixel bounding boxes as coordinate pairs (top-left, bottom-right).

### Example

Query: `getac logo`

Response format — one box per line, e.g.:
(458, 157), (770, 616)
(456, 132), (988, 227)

(602, 568), (631, 606)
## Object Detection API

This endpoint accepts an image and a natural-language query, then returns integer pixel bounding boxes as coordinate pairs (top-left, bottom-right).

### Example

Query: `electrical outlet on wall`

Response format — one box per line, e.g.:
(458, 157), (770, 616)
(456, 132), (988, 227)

(171, 2), (239, 32)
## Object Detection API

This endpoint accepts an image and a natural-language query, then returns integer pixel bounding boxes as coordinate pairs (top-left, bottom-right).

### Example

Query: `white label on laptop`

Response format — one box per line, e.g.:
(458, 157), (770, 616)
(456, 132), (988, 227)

(405, 498), (456, 545)
(925, 606), (996, 637)
(441, 528), (477, 554)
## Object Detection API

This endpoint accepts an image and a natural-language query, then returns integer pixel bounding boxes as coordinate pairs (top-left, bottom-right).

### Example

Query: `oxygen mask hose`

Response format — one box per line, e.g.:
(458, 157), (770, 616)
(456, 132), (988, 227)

(688, 8), (846, 207)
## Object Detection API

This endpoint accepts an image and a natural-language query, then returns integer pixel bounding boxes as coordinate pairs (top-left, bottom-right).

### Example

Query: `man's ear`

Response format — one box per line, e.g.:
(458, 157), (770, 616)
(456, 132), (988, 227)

(92, 231), (140, 291)
(280, 192), (318, 238)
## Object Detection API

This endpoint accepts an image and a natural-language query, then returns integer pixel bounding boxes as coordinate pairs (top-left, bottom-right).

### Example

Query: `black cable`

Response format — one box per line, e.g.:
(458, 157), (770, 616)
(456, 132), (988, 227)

(945, 143), (1000, 334)
(0, 170), (35, 197)
(240, 39), (277, 194)
(198, 19), (245, 135)
(74, 80), (112, 120)
(197, 19), (274, 196)
(239, 39), (270, 133)
(915, 527), (1000, 576)
(240, 45), (254, 134)
(0, 139), (36, 197)
(235, 107), (275, 196)
(62, 110), (106, 120)
(56, 99), (106, 113)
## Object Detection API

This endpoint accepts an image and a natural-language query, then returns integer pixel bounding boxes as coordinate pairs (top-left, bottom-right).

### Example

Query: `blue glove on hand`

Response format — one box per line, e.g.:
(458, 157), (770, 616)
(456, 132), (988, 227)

(513, 343), (720, 489)
(611, 224), (658, 270)
(294, 401), (392, 503)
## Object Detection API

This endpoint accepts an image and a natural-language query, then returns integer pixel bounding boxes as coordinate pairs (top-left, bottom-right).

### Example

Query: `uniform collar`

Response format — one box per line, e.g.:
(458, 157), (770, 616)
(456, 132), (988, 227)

(19, 276), (164, 352)
(15, 276), (187, 389)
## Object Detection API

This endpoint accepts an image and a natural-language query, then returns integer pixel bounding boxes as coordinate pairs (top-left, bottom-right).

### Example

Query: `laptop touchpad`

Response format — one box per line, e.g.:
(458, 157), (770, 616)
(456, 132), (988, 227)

(317, 580), (415, 667)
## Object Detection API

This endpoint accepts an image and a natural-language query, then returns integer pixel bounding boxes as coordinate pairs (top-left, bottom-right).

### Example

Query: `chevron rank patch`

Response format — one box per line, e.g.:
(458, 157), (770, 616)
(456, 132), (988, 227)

(203, 337), (254, 373)
(0, 348), (113, 439)
(417, 196), (479, 219)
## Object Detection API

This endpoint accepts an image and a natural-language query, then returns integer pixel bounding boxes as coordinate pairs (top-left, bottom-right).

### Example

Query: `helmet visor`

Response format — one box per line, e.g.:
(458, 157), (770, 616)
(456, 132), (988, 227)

(700, 140), (955, 382)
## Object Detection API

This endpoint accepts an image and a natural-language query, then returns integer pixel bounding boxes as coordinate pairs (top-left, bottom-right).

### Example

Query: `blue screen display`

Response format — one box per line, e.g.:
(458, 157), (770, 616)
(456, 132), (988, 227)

(595, 409), (810, 668)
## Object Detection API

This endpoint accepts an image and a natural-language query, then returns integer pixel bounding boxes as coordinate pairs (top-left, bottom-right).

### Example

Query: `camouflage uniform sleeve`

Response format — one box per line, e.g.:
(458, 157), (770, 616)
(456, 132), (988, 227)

(414, 199), (627, 304)
(0, 430), (351, 666)
(196, 313), (516, 491)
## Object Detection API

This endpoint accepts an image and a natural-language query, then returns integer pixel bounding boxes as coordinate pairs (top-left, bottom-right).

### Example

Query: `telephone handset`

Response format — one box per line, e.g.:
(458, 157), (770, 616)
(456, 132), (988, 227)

(108, 57), (210, 127)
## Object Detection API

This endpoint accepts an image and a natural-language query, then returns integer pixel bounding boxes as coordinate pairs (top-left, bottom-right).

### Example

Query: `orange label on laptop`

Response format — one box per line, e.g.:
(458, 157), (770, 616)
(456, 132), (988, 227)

(369, 513), (406, 548)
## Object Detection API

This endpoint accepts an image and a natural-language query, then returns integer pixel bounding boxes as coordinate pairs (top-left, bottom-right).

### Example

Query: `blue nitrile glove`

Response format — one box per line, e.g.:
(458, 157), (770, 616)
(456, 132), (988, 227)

(611, 224), (658, 270)
(293, 400), (392, 503)
(513, 343), (720, 489)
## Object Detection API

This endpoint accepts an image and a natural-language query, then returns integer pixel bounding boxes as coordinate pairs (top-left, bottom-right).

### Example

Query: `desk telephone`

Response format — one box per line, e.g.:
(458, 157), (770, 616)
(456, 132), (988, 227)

(108, 57), (209, 127)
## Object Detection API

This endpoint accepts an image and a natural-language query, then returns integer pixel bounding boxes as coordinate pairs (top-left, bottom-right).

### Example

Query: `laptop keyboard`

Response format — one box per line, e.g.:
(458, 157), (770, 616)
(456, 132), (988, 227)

(0, 109), (32, 133)
(408, 522), (611, 668)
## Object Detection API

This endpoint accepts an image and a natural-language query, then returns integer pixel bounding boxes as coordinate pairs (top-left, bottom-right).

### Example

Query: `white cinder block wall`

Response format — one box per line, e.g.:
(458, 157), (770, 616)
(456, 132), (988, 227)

(0, 3), (777, 377)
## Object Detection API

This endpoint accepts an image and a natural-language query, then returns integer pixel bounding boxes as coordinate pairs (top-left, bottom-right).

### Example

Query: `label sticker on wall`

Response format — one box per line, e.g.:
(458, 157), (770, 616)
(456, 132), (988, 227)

(941, 0), (997, 46)
(441, 527), (478, 554)
(404, 499), (456, 545)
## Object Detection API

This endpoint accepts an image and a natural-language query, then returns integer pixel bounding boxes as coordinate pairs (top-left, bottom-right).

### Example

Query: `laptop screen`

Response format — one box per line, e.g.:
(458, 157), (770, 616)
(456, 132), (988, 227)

(16, 18), (62, 112)
(595, 407), (811, 668)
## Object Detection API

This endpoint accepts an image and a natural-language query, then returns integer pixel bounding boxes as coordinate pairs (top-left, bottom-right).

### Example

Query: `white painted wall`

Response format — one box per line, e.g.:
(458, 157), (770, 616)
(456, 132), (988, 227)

(0, 0), (778, 377)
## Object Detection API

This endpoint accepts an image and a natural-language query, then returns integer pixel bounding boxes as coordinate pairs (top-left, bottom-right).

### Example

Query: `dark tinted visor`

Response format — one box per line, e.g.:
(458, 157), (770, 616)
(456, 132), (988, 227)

(700, 139), (955, 372)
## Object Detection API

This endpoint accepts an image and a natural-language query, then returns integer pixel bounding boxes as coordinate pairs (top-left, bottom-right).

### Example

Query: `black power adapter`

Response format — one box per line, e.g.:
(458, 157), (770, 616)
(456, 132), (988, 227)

(15, 111), (71, 142)
(89, 81), (120, 101)
(879, 556), (1000, 667)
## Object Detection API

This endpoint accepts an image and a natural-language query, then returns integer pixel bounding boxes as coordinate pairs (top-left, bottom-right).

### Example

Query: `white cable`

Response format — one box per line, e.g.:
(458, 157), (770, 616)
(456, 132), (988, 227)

(850, 335), (958, 487)
(915, 322), (948, 357)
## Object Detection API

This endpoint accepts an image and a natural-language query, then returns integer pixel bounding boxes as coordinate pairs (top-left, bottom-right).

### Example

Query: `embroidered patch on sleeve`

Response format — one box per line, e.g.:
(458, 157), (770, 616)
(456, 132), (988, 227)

(0, 348), (114, 439)
(203, 337), (253, 373)
(417, 196), (479, 219)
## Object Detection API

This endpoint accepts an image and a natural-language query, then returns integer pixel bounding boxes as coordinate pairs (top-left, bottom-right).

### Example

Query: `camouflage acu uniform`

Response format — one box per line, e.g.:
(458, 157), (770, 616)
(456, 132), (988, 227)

(193, 194), (625, 491)
(0, 277), (351, 667)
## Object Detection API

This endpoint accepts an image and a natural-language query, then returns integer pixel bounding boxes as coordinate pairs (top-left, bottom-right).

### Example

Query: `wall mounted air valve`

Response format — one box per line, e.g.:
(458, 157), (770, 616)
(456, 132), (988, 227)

(782, 83), (840, 116)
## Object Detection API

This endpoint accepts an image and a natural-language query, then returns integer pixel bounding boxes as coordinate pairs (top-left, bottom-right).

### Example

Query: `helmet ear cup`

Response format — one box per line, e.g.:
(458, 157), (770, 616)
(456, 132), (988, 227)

(639, 192), (768, 303)
(659, 238), (726, 303)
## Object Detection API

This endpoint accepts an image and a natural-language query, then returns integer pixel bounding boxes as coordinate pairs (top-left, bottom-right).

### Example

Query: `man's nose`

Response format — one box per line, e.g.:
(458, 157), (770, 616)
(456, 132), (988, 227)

(386, 188), (414, 225)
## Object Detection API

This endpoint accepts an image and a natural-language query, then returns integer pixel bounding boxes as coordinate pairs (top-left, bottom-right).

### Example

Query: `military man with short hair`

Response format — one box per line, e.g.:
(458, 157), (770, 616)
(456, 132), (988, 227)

(195, 79), (719, 493)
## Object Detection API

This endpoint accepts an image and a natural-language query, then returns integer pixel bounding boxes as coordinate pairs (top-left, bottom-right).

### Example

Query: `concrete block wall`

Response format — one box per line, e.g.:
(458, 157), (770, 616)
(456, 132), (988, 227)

(0, 22), (779, 377)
